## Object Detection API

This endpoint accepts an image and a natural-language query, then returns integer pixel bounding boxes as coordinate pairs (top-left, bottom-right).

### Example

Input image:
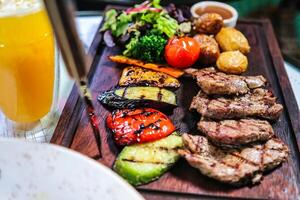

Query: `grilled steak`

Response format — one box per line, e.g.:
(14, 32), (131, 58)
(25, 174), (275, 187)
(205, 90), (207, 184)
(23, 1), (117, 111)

(185, 67), (266, 95)
(198, 118), (274, 147)
(179, 134), (289, 185)
(190, 88), (283, 120)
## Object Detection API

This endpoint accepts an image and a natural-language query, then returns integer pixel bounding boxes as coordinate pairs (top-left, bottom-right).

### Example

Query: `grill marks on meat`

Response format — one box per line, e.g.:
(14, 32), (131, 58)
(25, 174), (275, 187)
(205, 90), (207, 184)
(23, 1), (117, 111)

(190, 89), (283, 120)
(179, 134), (289, 185)
(198, 118), (274, 148)
(185, 67), (266, 95)
(185, 67), (288, 185)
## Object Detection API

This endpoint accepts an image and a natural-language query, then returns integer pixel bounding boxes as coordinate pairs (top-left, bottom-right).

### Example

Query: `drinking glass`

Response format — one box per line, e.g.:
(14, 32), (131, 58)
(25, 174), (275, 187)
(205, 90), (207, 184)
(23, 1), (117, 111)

(0, 0), (59, 139)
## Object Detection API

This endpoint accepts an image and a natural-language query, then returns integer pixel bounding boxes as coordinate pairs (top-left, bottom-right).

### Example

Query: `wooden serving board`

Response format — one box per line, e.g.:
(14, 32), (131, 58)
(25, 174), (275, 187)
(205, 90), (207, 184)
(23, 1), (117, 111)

(51, 13), (300, 200)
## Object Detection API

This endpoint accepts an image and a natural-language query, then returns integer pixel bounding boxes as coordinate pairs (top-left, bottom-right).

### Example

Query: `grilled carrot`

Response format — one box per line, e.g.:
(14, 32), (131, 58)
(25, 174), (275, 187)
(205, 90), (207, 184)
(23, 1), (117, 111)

(108, 55), (184, 78)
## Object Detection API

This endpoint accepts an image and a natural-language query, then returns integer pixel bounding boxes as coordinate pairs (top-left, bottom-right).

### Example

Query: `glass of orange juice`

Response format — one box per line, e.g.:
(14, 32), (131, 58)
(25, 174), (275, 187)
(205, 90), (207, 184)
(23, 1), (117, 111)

(0, 0), (58, 133)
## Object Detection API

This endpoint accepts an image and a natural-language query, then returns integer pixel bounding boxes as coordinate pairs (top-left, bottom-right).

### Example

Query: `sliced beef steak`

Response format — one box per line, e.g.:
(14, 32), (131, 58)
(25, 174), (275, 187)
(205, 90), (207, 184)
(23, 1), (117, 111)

(190, 88), (283, 120)
(179, 134), (289, 185)
(198, 118), (274, 147)
(185, 67), (266, 95)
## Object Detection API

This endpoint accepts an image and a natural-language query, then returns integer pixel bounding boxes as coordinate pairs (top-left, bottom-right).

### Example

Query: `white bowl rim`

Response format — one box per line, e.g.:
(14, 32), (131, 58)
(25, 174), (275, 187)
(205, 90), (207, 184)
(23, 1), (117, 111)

(190, 1), (238, 24)
(0, 137), (144, 200)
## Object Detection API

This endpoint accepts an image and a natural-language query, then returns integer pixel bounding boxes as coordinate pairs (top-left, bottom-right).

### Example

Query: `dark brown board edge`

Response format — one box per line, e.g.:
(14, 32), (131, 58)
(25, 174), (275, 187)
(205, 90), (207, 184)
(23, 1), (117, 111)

(260, 19), (300, 191)
(262, 20), (300, 150)
(237, 18), (300, 151)
(50, 15), (105, 145)
(140, 189), (268, 200)
(222, 18), (300, 196)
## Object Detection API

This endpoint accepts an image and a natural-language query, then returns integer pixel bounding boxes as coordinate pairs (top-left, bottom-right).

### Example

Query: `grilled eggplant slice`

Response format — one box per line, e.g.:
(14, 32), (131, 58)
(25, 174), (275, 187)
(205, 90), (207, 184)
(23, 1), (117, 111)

(119, 66), (180, 88)
(114, 133), (183, 186)
(98, 86), (177, 110)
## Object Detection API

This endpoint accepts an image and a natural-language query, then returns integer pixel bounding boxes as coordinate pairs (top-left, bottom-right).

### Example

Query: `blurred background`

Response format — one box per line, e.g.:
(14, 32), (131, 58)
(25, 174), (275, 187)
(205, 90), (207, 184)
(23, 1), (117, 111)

(76, 0), (300, 68)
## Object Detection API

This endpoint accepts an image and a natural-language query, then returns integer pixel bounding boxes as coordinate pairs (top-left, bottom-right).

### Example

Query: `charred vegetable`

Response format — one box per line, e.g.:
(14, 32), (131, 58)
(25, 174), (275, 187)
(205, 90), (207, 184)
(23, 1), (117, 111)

(109, 55), (184, 78)
(114, 132), (183, 186)
(119, 66), (180, 88)
(106, 108), (176, 146)
(98, 86), (177, 110)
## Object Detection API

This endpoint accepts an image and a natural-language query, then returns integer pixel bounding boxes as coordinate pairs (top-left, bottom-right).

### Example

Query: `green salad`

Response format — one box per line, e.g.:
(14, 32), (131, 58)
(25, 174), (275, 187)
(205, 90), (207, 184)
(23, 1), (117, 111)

(100, 0), (179, 63)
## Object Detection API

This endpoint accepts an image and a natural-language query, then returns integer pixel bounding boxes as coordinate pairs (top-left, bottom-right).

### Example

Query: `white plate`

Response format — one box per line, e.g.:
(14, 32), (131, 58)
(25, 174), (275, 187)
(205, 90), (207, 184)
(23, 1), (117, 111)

(0, 138), (144, 200)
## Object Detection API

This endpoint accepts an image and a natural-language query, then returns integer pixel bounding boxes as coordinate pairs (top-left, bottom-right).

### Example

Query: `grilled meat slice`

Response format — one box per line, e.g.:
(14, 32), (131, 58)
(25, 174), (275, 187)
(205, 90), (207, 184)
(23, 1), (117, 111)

(198, 118), (274, 148)
(190, 88), (283, 120)
(185, 67), (266, 95)
(179, 134), (289, 185)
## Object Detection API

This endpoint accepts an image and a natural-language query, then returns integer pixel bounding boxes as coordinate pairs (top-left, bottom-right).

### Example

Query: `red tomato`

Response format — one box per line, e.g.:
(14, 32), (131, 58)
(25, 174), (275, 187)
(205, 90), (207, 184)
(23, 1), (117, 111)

(165, 37), (201, 68)
(106, 108), (176, 146)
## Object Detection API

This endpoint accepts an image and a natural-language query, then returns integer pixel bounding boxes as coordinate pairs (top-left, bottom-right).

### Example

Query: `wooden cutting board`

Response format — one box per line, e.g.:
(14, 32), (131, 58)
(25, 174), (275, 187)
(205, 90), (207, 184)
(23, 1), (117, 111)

(51, 11), (300, 200)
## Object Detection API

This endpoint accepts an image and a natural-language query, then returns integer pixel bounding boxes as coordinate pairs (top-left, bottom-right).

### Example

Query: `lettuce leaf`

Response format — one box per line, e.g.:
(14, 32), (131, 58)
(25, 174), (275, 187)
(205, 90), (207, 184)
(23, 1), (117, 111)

(114, 12), (132, 37)
(137, 11), (178, 38)
(151, 0), (162, 8)
(100, 9), (118, 32)
(154, 13), (178, 38)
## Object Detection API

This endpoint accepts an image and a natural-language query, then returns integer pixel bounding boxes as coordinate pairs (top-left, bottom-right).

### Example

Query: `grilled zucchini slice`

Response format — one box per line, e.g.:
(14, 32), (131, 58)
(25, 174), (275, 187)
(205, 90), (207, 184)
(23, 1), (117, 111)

(119, 66), (180, 88)
(114, 133), (183, 186)
(98, 86), (177, 110)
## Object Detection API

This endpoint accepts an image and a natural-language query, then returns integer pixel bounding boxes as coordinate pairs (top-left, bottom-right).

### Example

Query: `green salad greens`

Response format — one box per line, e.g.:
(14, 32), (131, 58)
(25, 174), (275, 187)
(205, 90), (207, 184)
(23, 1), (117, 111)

(101, 10), (132, 37)
(101, 2), (178, 38)
(101, 0), (178, 63)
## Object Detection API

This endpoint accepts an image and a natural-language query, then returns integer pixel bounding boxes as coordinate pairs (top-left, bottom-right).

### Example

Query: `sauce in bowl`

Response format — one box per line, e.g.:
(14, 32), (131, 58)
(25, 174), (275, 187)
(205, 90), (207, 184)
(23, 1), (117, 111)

(195, 5), (233, 19)
(191, 1), (238, 27)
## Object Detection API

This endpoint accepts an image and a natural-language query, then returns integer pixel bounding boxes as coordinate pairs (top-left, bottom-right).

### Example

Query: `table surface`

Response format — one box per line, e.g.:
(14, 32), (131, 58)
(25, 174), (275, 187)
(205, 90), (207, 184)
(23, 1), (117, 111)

(0, 15), (299, 143)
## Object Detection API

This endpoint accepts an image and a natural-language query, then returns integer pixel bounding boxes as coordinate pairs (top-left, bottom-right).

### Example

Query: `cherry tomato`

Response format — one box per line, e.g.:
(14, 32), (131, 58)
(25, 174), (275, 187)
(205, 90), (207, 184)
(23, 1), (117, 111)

(106, 108), (176, 146)
(164, 37), (201, 68)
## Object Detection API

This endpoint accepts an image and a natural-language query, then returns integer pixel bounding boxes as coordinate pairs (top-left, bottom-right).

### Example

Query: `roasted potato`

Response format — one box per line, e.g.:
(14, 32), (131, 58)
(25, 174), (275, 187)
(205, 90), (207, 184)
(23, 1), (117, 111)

(216, 51), (248, 74)
(194, 34), (220, 65)
(193, 13), (223, 35)
(216, 27), (250, 54)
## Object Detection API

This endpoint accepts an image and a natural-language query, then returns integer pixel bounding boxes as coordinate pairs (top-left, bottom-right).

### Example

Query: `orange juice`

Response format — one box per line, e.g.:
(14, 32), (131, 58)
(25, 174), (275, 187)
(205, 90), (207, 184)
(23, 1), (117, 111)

(0, 1), (55, 122)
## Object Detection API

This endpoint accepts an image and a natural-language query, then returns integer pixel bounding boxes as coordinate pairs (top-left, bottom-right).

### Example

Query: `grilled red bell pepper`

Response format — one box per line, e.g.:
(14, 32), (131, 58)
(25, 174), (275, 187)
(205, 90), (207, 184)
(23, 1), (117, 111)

(106, 108), (176, 146)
